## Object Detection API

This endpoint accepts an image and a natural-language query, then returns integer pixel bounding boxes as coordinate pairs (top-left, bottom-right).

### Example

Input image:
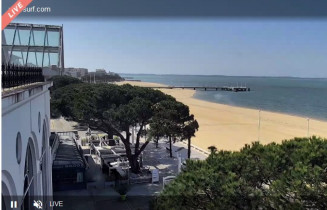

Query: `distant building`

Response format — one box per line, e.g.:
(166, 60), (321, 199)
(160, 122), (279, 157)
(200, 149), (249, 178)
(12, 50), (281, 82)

(43, 65), (62, 79)
(83, 69), (123, 83)
(107, 71), (116, 76)
(78, 68), (88, 77)
(63, 68), (88, 79)
(94, 69), (107, 77)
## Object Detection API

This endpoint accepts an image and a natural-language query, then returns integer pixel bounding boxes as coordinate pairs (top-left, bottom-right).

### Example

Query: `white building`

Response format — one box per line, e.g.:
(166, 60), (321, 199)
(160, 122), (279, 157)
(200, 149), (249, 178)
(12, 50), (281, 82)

(63, 68), (88, 79)
(77, 68), (88, 77)
(95, 69), (107, 76)
(2, 22), (65, 210)
(43, 65), (62, 80)
(2, 70), (53, 209)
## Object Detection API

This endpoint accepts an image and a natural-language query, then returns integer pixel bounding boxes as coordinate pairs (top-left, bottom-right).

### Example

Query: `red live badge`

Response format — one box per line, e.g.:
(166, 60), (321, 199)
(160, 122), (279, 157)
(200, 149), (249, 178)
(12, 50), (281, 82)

(2, 0), (33, 30)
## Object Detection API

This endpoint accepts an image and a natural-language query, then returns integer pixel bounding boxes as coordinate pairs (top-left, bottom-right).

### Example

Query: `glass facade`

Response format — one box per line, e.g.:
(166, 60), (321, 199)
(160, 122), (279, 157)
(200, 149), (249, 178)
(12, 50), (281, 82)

(2, 23), (64, 70)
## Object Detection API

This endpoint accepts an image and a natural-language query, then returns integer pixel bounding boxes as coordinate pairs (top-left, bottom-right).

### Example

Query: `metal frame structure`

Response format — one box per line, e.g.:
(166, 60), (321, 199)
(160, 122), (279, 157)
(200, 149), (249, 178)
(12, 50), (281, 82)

(2, 23), (64, 73)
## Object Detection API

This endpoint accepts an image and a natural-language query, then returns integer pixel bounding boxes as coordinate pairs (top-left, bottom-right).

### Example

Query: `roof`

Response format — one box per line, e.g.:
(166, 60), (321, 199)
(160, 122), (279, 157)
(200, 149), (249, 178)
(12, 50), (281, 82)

(2, 82), (52, 98)
(53, 136), (86, 169)
(7, 22), (62, 31)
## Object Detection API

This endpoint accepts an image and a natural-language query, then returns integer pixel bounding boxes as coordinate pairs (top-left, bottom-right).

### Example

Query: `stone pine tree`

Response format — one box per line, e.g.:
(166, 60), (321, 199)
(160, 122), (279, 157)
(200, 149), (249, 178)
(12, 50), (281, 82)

(51, 77), (197, 173)
(154, 137), (327, 209)
(149, 100), (197, 158)
(182, 117), (199, 159)
(51, 82), (168, 173)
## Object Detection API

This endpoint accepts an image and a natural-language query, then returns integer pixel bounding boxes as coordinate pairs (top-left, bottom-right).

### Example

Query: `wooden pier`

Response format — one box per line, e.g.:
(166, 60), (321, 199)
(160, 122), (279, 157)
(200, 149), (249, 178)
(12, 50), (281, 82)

(148, 86), (250, 92)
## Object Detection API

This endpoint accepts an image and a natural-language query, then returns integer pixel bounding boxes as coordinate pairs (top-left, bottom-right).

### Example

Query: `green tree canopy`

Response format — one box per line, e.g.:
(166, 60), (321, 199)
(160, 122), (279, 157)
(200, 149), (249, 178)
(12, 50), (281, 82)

(181, 116), (199, 159)
(49, 75), (82, 91)
(154, 137), (327, 209)
(51, 82), (197, 173)
(81, 73), (124, 83)
(149, 100), (198, 158)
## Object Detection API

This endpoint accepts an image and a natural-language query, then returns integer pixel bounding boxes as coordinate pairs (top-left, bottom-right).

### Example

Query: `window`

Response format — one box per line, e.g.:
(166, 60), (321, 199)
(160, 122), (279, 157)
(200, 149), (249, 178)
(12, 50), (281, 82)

(38, 112), (41, 133)
(16, 132), (22, 164)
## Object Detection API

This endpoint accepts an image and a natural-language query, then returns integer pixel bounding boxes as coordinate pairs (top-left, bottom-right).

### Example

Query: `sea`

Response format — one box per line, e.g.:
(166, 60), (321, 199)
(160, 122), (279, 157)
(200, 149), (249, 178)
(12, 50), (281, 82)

(120, 74), (327, 121)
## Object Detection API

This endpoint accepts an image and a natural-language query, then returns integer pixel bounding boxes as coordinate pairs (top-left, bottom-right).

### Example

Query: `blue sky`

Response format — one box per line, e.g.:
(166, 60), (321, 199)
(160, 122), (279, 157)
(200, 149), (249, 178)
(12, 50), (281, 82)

(18, 18), (327, 77)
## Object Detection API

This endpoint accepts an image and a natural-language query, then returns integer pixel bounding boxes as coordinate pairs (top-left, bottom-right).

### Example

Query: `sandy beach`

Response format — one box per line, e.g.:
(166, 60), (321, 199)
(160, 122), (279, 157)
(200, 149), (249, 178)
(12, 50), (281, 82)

(117, 81), (327, 151)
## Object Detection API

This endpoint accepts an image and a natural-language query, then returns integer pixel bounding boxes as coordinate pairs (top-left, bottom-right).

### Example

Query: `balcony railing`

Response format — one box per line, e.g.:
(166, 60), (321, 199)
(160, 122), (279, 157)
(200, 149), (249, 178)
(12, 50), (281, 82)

(2, 63), (45, 89)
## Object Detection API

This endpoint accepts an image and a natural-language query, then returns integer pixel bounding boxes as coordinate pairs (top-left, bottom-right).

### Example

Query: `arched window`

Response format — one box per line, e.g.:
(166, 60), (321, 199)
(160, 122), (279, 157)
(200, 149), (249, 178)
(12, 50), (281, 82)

(16, 132), (22, 164)
(38, 112), (41, 133)
(22, 144), (34, 210)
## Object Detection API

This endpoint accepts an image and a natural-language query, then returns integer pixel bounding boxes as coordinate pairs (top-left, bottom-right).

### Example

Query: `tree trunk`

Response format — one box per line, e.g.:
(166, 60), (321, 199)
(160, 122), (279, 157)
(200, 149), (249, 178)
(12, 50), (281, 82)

(188, 137), (191, 159)
(134, 123), (144, 156)
(106, 126), (149, 174)
(155, 136), (159, 148)
(123, 139), (140, 173)
(125, 129), (131, 144)
(169, 136), (173, 158)
(107, 130), (113, 139)
(129, 154), (140, 173)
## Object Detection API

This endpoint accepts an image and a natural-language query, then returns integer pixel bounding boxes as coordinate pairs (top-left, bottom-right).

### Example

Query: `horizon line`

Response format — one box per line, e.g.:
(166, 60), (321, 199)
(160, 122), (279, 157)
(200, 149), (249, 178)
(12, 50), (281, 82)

(117, 72), (327, 80)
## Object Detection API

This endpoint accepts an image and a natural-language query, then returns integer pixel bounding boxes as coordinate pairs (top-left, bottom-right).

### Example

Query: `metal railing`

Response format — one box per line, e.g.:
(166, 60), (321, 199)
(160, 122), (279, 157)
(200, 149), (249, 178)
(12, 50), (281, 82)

(2, 63), (44, 89)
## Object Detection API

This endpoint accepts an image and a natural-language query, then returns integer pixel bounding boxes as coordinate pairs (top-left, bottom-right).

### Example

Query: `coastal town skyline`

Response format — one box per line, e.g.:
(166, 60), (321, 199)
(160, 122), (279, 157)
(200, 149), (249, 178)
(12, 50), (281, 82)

(16, 17), (327, 78)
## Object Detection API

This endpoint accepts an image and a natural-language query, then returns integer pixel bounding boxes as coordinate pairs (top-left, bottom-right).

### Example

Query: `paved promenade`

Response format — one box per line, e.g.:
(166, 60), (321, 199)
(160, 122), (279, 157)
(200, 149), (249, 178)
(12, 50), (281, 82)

(51, 118), (208, 209)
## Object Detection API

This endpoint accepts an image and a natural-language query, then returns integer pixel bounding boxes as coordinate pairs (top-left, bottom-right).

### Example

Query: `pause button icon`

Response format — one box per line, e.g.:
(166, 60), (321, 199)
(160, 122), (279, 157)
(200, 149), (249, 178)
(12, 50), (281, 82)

(10, 201), (18, 208)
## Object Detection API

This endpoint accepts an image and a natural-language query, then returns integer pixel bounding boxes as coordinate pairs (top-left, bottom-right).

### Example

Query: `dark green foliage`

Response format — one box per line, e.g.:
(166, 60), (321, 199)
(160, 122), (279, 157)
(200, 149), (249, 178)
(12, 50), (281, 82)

(115, 182), (129, 195)
(81, 73), (124, 83)
(154, 137), (327, 210)
(182, 118), (199, 159)
(49, 75), (82, 91)
(148, 100), (199, 158)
